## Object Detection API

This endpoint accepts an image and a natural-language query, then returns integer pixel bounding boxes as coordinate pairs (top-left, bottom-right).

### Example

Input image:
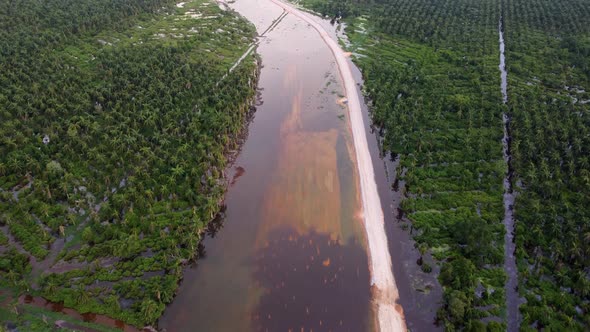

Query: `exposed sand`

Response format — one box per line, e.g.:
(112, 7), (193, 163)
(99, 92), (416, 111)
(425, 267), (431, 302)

(265, 1), (406, 330)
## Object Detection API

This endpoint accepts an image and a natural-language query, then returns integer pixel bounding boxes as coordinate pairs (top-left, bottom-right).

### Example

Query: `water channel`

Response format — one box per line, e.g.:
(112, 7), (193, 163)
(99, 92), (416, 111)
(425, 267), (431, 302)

(499, 17), (519, 332)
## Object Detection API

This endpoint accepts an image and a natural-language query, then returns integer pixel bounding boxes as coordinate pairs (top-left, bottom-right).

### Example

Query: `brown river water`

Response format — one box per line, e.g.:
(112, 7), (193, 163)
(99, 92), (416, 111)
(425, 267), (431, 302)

(160, 0), (441, 331)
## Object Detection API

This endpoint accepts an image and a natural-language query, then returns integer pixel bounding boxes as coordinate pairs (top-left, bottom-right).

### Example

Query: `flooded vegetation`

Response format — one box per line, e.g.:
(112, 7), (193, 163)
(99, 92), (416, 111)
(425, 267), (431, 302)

(302, 0), (509, 329)
(504, 0), (590, 329)
(0, 0), (258, 328)
(302, 0), (590, 329)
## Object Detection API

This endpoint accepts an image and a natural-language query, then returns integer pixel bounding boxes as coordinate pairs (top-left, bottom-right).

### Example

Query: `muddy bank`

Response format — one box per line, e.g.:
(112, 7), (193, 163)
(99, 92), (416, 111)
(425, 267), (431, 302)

(18, 295), (142, 332)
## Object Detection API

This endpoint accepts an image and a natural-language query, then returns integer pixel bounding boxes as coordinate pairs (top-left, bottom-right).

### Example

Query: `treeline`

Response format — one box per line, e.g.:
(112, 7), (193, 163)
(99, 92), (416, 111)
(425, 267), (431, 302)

(307, 0), (500, 51)
(0, 0), (258, 327)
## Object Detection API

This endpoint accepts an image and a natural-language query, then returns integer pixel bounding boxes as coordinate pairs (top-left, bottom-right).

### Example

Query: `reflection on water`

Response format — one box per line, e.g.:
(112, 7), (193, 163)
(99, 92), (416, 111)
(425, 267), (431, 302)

(253, 228), (370, 332)
(230, 166), (246, 186)
(205, 204), (226, 238)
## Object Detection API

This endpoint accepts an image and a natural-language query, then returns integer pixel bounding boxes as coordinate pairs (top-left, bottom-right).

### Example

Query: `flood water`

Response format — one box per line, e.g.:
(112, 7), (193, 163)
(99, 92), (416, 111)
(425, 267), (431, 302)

(160, 0), (441, 330)
(499, 18), (519, 332)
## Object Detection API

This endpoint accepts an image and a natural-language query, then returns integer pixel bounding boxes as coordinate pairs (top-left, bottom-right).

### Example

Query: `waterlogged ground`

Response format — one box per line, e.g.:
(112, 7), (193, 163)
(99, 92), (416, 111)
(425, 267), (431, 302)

(160, 1), (373, 330)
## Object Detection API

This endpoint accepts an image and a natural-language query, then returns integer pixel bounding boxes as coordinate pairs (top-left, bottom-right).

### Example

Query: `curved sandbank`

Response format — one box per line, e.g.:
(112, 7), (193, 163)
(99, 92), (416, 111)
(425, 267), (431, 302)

(265, 1), (406, 330)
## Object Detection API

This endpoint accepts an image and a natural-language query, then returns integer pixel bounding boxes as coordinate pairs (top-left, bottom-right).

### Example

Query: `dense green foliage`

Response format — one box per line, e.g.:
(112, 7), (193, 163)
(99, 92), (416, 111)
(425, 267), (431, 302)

(0, 0), (258, 327)
(302, 0), (590, 330)
(505, 0), (590, 329)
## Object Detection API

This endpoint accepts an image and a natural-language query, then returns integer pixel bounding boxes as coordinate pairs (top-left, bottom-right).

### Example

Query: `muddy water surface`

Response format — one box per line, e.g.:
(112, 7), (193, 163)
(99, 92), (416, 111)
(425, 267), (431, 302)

(160, 1), (371, 330)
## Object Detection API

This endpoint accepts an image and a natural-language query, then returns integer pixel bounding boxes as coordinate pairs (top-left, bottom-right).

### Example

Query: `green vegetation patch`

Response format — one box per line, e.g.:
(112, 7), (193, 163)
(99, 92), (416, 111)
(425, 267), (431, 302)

(0, 0), (258, 327)
(354, 24), (507, 332)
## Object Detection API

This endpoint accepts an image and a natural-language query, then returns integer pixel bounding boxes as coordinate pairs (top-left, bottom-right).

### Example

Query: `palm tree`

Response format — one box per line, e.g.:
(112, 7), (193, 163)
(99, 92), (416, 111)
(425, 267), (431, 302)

(139, 299), (159, 325)
(43, 278), (59, 294)
(171, 166), (185, 179)
(17, 279), (30, 292)
(74, 285), (90, 305)
(5, 270), (19, 286)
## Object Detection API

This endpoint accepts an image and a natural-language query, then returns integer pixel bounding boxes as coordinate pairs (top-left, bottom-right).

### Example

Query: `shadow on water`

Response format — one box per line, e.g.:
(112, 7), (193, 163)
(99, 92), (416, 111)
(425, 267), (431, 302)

(251, 227), (370, 332)
(184, 205), (226, 265)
